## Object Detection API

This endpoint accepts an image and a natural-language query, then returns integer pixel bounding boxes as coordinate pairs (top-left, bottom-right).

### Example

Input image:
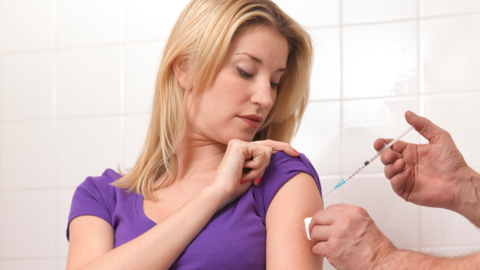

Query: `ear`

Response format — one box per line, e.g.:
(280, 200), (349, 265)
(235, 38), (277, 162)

(172, 55), (188, 89)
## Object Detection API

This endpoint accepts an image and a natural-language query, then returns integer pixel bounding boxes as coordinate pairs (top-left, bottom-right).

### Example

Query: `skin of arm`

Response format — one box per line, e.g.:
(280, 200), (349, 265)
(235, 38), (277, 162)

(309, 203), (480, 270)
(375, 248), (480, 270)
(67, 185), (227, 270)
(67, 139), (300, 270)
(266, 172), (324, 269)
(310, 111), (480, 270)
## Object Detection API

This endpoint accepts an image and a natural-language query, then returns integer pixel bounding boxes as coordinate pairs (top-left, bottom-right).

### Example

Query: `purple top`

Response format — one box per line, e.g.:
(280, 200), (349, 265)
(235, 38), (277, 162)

(67, 152), (322, 269)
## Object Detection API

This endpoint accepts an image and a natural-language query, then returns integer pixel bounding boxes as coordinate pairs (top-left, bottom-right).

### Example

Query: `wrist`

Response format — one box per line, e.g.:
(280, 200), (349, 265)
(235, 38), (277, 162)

(371, 242), (397, 270)
(374, 249), (453, 270)
(455, 168), (480, 226)
(201, 184), (229, 210)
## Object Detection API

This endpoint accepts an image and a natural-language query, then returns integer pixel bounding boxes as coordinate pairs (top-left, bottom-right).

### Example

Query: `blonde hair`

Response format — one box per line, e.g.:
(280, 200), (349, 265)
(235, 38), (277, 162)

(114, 0), (313, 200)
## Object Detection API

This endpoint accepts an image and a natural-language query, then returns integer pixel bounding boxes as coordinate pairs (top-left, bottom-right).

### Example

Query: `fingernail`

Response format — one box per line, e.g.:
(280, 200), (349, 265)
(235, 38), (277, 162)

(293, 148), (298, 154)
(241, 179), (250, 184)
(256, 177), (262, 185)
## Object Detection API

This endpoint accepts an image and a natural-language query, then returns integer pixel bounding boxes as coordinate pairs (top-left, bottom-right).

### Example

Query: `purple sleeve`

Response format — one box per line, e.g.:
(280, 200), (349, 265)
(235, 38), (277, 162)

(253, 152), (322, 223)
(66, 169), (118, 240)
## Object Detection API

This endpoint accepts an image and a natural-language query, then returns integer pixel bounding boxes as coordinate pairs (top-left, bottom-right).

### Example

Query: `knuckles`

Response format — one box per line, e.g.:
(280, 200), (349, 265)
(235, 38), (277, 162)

(227, 139), (243, 148)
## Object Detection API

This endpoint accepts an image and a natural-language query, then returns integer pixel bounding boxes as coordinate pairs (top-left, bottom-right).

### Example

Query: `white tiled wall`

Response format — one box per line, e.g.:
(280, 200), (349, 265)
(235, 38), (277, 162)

(1, 0), (479, 269)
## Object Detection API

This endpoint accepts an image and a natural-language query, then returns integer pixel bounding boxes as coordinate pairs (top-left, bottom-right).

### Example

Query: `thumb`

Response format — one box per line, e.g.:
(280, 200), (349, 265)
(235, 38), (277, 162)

(405, 111), (443, 142)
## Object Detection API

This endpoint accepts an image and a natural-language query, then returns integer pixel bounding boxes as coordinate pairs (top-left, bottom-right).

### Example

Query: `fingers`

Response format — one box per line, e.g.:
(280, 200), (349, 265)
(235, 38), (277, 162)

(405, 111), (444, 143)
(374, 138), (409, 154)
(310, 224), (331, 242)
(312, 242), (328, 257)
(241, 148), (270, 185)
(252, 140), (299, 157)
(380, 148), (403, 166)
(389, 166), (411, 197)
(384, 159), (406, 179)
(373, 138), (392, 151)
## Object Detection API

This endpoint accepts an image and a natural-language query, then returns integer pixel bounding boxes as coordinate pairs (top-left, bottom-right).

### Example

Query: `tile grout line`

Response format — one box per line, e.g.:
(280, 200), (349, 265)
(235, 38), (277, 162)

(1, 88), (480, 124)
(2, 187), (72, 193)
(1, 10), (479, 57)
(339, 0), (344, 204)
(0, 111), (152, 124)
(0, 40), (166, 56)
(120, 0), (127, 170)
(0, 0), (2, 265)
(53, 0), (60, 266)
(417, 0), (423, 251)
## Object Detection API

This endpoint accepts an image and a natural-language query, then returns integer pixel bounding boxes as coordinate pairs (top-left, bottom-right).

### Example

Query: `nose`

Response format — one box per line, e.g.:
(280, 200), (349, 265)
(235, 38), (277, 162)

(251, 79), (274, 108)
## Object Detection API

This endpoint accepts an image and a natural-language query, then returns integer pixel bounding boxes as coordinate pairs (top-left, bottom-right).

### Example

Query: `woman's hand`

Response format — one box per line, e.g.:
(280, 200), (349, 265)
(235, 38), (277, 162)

(211, 139), (299, 207)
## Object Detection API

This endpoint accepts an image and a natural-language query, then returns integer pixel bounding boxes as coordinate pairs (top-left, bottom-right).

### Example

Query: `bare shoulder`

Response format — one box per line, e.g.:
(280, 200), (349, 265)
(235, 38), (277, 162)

(67, 216), (114, 270)
(266, 172), (324, 269)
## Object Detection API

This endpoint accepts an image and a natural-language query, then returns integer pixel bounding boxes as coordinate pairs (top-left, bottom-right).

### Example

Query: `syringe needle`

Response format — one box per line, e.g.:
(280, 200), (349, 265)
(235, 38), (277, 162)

(323, 188), (335, 198)
(321, 125), (414, 199)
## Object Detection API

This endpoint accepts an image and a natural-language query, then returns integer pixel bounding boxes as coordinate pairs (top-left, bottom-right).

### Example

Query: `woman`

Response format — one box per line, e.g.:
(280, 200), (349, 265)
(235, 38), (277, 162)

(67, 0), (324, 269)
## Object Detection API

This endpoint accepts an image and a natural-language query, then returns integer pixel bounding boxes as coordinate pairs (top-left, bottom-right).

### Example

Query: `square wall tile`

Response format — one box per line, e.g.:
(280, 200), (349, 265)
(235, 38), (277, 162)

(57, 189), (75, 257)
(323, 259), (336, 270)
(292, 101), (341, 176)
(0, 190), (55, 258)
(343, 0), (417, 25)
(57, 259), (67, 270)
(423, 94), (480, 169)
(343, 97), (419, 175)
(0, 122), (55, 189)
(0, 259), (56, 270)
(421, 0), (480, 17)
(124, 114), (151, 169)
(125, 0), (191, 42)
(421, 207), (480, 246)
(273, 0), (340, 27)
(344, 175), (420, 247)
(309, 28), (341, 101)
(343, 21), (418, 99)
(126, 42), (164, 113)
(57, 47), (121, 117)
(421, 246), (480, 257)
(57, 117), (122, 187)
(422, 246), (480, 258)
(0, 52), (54, 121)
(0, 0), (54, 52)
(422, 15), (480, 94)
(58, 0), (123, 47)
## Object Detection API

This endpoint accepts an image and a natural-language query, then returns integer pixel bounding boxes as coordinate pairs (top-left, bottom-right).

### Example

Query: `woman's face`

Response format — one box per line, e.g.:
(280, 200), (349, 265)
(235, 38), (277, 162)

(186, 25), (289, 144)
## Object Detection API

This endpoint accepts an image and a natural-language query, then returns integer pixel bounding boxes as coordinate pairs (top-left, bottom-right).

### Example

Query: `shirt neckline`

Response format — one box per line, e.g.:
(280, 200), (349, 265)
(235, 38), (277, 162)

(134, 192), (157, 227)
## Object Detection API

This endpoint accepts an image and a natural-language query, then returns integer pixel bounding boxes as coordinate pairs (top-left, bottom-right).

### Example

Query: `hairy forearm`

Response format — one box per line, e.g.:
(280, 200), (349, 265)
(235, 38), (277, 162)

(455, 170), (480, 228)
(78, 187), (224, 270)
(376, 249), (480, 270)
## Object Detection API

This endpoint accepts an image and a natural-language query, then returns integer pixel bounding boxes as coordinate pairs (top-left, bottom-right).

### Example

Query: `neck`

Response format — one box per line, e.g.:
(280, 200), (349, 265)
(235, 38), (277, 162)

(173, 133), (228, 183)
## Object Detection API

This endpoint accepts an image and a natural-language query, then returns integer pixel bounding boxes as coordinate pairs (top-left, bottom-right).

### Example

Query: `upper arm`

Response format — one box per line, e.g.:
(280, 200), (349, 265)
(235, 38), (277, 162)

(265, 172), (324, 270)
(67, 215), (114, 270)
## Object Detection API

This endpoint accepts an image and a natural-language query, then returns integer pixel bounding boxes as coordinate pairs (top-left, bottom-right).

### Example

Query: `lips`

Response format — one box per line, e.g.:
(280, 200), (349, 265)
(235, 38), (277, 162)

(239, 115), (262, 122)
(237, 114), (263, 128)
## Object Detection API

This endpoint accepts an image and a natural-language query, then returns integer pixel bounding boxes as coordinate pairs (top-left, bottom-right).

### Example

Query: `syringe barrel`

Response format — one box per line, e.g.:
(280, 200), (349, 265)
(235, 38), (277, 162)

(345, 163), (366, 181)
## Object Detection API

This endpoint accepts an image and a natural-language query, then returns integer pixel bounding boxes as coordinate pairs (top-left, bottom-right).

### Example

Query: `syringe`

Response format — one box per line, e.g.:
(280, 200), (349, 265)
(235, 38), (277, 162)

(323, 125), (415, 198)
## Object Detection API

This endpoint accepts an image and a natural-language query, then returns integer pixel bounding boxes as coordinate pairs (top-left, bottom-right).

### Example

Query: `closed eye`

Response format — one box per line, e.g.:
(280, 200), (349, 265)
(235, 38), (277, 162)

(270, 82), (280, 90)
(237, 68), (253, 78)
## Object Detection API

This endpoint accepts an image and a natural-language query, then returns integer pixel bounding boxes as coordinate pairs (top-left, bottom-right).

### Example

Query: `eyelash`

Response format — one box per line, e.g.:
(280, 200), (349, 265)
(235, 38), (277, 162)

(238, 68), (253, 78)
(237, 68), (279, 90)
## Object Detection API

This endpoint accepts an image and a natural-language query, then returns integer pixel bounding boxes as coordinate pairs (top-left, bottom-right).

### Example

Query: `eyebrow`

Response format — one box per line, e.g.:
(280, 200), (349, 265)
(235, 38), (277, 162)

(234, 52), (286, 72)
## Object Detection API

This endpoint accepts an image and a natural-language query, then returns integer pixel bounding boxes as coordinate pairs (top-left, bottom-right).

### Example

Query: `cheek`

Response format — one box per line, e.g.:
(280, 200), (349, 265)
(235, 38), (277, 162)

(268, 90), (277, 111)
